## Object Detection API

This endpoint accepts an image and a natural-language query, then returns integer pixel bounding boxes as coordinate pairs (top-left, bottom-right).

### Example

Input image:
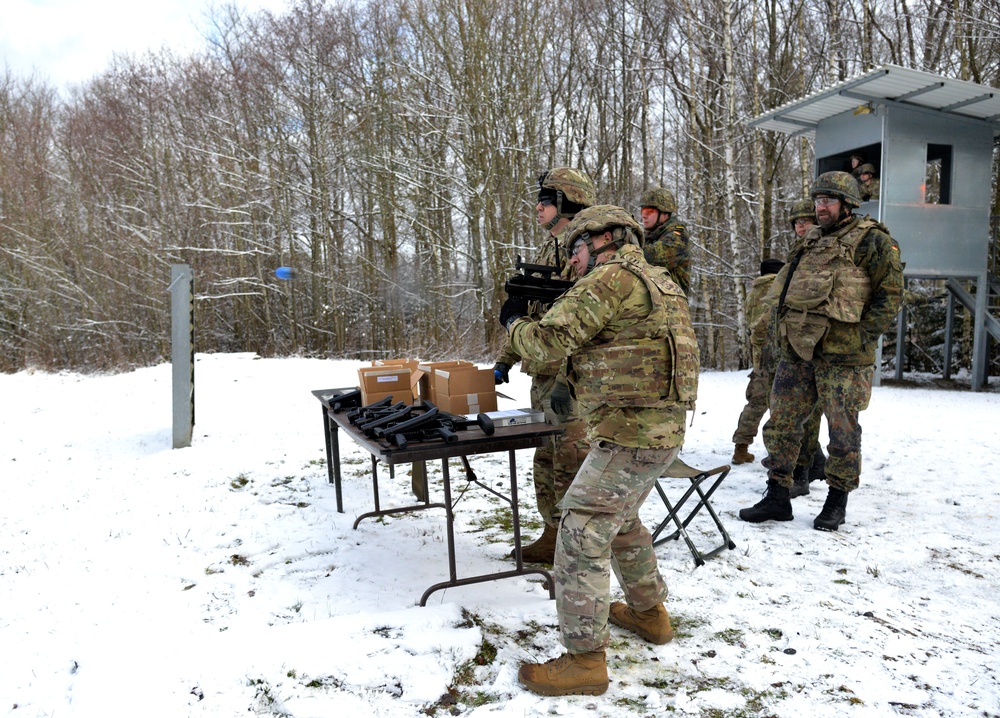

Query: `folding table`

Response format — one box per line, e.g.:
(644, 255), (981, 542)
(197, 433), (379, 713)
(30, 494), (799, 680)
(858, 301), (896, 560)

(312, 388), (562, 605)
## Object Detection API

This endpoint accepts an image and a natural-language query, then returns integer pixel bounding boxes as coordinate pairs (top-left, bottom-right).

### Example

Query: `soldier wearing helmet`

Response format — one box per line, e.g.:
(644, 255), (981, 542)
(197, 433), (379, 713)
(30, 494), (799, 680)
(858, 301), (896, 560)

(848, 153), (866, 178)
(732, 199), (826, 497)
(499, 205), (699, 697)
(857, 163), (880, 201)
(638, 187), (691, 294)
(493, 167), (596, 564)
(739, 171), (903, 532)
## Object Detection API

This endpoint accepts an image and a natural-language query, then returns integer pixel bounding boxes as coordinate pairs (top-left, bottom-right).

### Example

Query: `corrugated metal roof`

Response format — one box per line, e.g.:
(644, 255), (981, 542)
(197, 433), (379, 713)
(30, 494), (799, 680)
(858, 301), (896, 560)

(748, 64), (1000, 137)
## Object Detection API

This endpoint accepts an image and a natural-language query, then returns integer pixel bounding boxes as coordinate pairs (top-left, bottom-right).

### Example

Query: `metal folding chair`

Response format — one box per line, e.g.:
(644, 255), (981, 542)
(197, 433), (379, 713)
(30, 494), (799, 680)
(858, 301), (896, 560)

(650, 457), (736, 567)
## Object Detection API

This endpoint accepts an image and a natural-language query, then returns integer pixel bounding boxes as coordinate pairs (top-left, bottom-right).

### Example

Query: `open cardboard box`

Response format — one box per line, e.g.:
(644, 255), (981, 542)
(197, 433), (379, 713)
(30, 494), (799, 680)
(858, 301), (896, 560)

(360, 389), (414, 407)
(358, 365), (418, 406)
(434, 365), (498, 414)
(414, 360), (472, 404)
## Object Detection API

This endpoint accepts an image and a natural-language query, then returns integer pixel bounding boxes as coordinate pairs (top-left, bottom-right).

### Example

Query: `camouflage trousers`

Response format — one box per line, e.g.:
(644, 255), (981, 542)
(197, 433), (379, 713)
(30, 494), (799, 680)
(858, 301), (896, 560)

(762, 359), (874, 492)
(554, 441), (678, 653)
(530, 374), (589, 527)
(731, 368), (773, 444)
(732, 368), (823, 469)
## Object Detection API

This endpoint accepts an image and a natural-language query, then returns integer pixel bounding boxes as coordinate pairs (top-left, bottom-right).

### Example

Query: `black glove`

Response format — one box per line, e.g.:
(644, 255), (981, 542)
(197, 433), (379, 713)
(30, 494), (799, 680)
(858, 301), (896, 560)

(493, 362), (511, 385)
(499, 296), (529, 331)
(550, 381), (572, 418)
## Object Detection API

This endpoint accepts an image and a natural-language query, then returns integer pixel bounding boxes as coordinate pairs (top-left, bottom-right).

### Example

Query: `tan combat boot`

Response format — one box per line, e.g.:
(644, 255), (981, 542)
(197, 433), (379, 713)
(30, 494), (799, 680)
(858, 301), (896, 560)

(510, 524), (557, 563)
(732, 443), (755, 464)
(518, 651), (608, 696)
(609, 602), (674, 644)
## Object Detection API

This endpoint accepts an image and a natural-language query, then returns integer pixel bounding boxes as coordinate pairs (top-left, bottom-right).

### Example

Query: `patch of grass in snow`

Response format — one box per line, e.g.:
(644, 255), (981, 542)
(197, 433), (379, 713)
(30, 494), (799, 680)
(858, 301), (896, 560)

(445, 610), (503, 711)
(671, 612), (709, 639)
(246, 676), (291, 717)
(711, 627), (746, 646)
(469, 506), (522, 535)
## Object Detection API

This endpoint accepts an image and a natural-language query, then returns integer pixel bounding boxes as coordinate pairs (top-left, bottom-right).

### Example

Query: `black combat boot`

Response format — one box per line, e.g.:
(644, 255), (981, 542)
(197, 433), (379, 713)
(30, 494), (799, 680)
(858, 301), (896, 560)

(809, 450), (827, 482)
(813, 487), (848, 531)
(738, 480), (793, 523)
(788, 465), (810, 498)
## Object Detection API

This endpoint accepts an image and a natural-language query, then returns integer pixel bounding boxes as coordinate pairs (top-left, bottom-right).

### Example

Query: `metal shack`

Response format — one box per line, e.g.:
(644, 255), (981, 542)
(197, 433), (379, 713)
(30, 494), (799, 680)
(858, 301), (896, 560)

(749, 64), (999, 390)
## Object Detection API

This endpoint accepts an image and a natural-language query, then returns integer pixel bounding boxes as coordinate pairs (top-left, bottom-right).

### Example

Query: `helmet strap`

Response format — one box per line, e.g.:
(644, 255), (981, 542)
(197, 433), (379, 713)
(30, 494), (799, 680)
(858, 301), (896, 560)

(541, 190), (563, 231)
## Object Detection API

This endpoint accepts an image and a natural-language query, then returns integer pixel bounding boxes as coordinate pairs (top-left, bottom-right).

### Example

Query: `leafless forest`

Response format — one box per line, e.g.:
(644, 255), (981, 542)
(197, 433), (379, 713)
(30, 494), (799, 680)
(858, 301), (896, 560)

(1, 0), (997, 373)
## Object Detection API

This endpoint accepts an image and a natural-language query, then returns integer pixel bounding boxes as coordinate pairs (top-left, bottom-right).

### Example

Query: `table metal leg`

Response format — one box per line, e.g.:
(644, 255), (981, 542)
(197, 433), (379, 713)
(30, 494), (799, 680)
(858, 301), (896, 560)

(418, 451), (555, 605)
(353, 455), (447, 530)
(322, 410), (344, 514)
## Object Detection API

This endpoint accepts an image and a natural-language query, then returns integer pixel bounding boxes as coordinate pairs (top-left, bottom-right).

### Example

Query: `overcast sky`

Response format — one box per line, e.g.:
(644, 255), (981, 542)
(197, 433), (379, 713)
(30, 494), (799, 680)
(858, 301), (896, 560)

(1, 0), (288, 90)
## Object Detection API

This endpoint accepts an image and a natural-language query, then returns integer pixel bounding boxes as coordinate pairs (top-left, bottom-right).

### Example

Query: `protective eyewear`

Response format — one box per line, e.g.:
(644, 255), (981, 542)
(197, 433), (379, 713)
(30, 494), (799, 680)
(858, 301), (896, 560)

(813, 196), (839, 207)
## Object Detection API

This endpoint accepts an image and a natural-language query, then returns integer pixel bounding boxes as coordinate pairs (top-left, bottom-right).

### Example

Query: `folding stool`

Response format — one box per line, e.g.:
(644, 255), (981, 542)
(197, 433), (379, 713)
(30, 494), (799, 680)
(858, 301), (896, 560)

(649, 457), (736, 566)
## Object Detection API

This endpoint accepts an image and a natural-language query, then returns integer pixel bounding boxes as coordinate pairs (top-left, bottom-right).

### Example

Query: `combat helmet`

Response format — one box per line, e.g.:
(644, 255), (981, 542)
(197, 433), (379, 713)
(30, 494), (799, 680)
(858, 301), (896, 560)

(537, 167), (596, 230)
(562, 204), (642, 272)
(810, 170), (862, 209)
(639, 187), (677, 214)
(788, 198), (815, 228)
(857, 163), (876, 176)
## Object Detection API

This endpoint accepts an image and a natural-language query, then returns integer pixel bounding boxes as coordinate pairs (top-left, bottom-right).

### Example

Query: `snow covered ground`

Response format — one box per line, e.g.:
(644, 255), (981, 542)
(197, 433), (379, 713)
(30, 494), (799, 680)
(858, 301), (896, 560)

(2, 353), (999, 718)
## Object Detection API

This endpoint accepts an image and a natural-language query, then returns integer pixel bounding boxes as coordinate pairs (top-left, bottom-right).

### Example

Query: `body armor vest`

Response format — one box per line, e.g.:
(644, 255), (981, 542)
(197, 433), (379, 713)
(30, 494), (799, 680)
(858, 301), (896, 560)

(571, 253), (699, 409)
(779, 218), (875, 360)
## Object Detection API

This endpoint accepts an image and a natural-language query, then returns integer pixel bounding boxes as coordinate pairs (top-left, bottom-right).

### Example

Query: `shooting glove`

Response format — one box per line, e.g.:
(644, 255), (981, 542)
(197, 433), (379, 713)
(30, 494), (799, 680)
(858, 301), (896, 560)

(550, 380), (573, 418)
(493, 362), (511, 385)
(499, 296), (529, 332)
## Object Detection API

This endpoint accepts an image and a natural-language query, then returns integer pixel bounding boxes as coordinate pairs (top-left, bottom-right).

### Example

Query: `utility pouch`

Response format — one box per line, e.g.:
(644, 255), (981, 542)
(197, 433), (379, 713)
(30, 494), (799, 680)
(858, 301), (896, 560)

(780, 311), (830, 361)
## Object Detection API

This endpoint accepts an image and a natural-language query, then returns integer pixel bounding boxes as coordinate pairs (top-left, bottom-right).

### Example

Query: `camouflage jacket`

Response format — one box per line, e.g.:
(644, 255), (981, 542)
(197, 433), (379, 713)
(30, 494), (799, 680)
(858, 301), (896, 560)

(860, 178), (880, 202)
(508, 244), (688, 449)
(643, 215), (691, 294)
(767, 214), (903, 366)
(495, 230), (574, 377)
(746, 273), (779, 372)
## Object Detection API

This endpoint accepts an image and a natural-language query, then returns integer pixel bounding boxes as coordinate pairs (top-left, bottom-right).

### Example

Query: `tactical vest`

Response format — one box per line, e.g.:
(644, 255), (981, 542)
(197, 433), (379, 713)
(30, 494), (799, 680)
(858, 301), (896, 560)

(571, 253), (699, 410)
(779, 218), (875, 361)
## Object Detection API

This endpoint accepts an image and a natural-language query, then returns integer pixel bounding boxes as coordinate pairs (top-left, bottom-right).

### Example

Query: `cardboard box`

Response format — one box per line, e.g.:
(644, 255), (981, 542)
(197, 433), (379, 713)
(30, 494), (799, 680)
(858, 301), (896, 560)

(359, 388), (414, 407)
(434, 365), (495, 399)
(358, 366), (417, 406)
(437, 391), (497, 416)
(434, 365), (498, 414)
(415, 360), (472, 404)
(373, 358), (418, 372)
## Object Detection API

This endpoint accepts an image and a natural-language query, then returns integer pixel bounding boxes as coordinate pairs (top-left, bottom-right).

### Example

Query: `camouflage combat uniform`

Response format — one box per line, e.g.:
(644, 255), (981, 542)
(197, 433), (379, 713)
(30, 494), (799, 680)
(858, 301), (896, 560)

(762, 216), (903, 493)
(733, 272), (779, 445)
(509, 242), (698, 653)
(496, 232), (588, 529)
(643, 216), (691, 295)
(737, 274), (823, 471)
(859, 177), (880, 202)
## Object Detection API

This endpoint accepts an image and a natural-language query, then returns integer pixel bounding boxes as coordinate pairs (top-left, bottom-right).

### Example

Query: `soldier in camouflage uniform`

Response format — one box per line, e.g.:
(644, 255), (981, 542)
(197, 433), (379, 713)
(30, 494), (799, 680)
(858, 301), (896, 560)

(731, 256), (787, 465)
(499, 205), (699, 696)
(493, 168), (595, 563)
(857, 163), (880, 201)
(639, 187), (691, 294)
(735, 200), (826, 498)
(739, 172), (903, 531)
(848, 153), (864, 177)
